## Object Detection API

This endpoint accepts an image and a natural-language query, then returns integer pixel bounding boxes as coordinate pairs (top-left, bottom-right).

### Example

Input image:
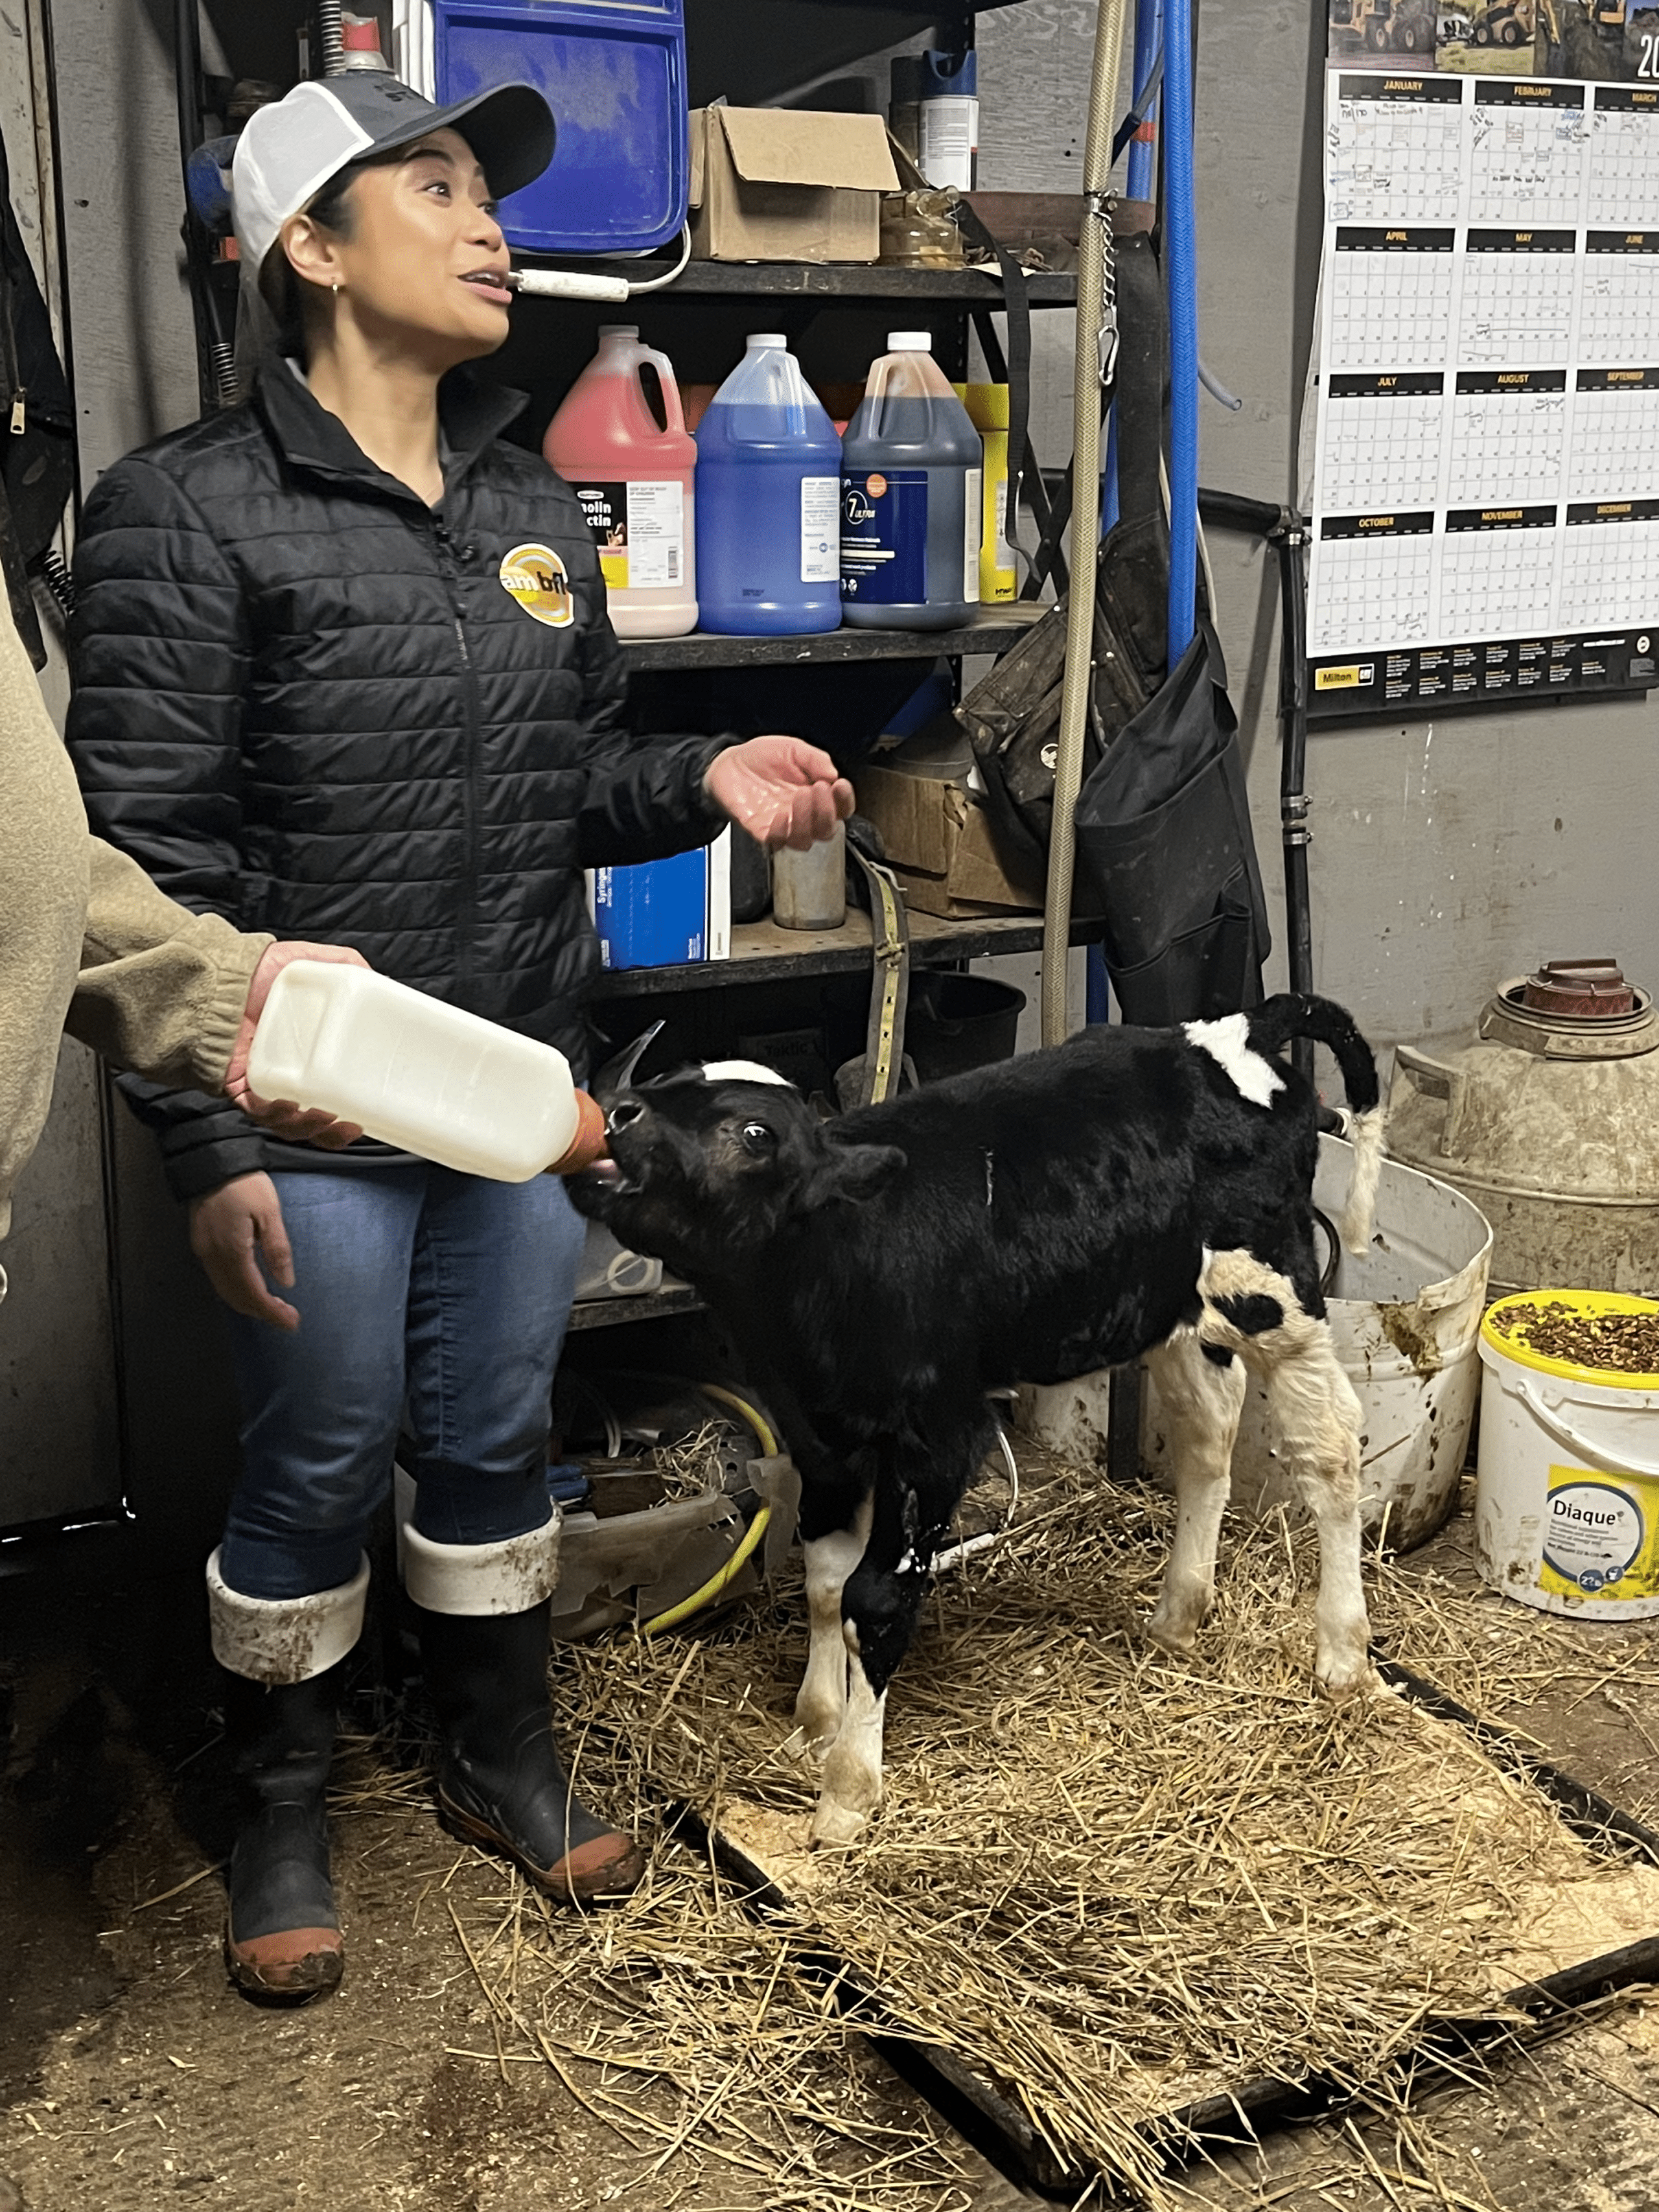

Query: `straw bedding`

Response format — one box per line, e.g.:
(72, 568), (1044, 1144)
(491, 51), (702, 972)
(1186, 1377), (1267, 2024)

(417, 1452), (1659, 2207)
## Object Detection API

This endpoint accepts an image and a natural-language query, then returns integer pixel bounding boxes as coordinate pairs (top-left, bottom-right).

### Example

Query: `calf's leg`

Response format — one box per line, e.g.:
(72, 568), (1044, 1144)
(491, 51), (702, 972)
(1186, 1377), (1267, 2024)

(1143, 1328), (1247, 1655)
(791, 1491), (873, 1758)
(813, 1449), (966, 1850)
(1196, 1248), (1375, 1697)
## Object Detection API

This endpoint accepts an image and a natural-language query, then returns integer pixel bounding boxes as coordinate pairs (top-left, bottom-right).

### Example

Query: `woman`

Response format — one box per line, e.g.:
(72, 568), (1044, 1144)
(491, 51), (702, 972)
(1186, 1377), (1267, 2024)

(69, 70), (850, 2003)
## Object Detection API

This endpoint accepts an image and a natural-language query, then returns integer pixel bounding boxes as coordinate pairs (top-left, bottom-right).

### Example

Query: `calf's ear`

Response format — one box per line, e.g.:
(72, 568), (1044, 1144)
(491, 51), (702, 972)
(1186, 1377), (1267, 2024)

(802, 1141), (905, 1211)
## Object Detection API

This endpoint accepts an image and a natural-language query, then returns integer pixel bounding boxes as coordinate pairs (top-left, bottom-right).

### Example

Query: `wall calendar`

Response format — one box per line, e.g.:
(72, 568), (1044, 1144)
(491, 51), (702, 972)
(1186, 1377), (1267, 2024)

(1307, 71), (1659, 717)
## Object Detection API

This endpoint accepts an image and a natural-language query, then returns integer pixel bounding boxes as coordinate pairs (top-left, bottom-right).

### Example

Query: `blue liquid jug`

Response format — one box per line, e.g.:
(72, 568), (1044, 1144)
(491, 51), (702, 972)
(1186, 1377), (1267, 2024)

(841, 332), (982, 633)
(694, 335), (843, 637)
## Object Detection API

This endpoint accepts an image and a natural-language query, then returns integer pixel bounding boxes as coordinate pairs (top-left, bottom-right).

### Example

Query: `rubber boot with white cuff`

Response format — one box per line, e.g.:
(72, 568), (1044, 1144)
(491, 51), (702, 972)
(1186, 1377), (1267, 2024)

(207, 1550), (368, 2000)
(404, 1515), (645, 1906)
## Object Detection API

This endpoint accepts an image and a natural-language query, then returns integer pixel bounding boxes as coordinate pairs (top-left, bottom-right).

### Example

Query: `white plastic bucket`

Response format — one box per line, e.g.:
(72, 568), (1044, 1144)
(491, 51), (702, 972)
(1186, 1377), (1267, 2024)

(1143, 1135), (1494, 1551)
(1476, 1291), (1659, 1619)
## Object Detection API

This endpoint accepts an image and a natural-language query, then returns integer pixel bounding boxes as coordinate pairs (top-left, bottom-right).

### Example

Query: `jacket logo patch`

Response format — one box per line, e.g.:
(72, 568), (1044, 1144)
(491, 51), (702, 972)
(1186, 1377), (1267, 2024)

(498, 542), (574, 628)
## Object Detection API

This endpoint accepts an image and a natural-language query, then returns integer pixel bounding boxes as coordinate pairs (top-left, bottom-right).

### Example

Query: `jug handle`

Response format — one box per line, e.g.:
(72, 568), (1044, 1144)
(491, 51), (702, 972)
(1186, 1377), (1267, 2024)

(1392, 1043), (1468, 1160)
(1513, 1375), (1659, 1480)
(636, 346), (688, 440)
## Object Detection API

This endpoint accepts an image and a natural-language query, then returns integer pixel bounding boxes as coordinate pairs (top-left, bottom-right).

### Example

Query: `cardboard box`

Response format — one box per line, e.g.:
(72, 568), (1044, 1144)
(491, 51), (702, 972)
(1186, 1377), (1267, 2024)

(690, 107), (899, 264)
(856, 765), (1044, 920)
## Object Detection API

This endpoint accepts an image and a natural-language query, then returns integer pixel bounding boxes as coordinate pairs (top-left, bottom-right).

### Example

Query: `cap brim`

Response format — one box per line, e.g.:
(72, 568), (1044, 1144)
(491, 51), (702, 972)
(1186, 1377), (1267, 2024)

(361, 82), (555, 201)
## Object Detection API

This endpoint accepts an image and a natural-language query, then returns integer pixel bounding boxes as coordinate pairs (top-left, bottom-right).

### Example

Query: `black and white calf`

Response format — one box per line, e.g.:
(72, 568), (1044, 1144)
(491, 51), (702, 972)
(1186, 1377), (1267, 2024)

(570, 996), (1385, 1847)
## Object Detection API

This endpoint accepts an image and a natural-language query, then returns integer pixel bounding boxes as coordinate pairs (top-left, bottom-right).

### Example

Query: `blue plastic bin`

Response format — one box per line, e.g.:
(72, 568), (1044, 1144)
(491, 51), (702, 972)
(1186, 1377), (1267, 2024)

(434, 0), (688, 255)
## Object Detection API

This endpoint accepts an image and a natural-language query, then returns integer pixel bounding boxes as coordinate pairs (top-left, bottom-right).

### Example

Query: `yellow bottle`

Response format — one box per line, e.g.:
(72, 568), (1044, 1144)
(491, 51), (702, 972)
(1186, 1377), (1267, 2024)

(953, 382), (1016, 603)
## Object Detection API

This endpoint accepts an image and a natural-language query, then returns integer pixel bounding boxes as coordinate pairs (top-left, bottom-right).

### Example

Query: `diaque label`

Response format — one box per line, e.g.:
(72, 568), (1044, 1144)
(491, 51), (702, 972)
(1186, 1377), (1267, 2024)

(800, 476), (839, 584)
(841, 469), (928, 603)
(572, 479), (685, 592)
(1538, 1463), (1659, 1601)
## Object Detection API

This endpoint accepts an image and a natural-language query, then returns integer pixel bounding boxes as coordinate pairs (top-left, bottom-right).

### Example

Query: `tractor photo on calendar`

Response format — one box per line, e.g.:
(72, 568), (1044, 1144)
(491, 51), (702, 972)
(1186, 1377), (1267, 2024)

(1435, 0), (1539, 69)
(1535, 0), (1659, 80)
(1329, 0), (1440, 56)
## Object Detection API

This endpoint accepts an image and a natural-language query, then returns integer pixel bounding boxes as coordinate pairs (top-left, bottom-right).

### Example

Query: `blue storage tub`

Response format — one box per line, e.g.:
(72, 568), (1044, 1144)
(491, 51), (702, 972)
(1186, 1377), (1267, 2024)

(434, 0), (688, 255)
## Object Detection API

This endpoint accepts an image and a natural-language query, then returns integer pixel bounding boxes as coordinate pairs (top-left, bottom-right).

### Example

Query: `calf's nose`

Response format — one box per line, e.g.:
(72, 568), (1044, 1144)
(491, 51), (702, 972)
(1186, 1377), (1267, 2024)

(606, 1099), (646, 1136)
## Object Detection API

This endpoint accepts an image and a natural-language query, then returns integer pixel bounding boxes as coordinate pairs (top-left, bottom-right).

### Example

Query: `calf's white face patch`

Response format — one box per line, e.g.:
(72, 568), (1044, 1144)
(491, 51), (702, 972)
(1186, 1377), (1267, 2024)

(699, 1060), (793, 1087)
(1183, 1013), (1284, 1108)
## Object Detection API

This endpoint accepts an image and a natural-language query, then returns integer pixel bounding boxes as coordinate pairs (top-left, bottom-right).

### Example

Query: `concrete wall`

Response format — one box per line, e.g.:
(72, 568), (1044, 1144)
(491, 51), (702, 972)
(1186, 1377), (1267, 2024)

(977, 0), (1659, 1050)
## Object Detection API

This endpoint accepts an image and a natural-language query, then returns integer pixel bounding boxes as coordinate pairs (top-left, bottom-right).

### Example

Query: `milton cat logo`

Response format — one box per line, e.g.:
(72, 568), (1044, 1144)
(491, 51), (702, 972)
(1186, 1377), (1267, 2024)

(498, 542), (574, 628)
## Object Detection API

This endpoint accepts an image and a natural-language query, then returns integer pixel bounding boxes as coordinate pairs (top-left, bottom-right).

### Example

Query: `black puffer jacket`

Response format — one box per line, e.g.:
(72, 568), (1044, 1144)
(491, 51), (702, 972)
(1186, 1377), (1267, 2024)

(69, 362), (728, 1199)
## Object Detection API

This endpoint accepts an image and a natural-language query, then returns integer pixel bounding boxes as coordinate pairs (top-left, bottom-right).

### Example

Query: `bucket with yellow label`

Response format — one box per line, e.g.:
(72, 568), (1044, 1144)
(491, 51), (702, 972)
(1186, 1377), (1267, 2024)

(1475, 1290), (1659, 1618)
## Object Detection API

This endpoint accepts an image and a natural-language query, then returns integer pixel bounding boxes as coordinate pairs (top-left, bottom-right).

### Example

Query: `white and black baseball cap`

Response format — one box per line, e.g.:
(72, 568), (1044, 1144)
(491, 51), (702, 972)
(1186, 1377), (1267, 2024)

(232, 72), (554, 292)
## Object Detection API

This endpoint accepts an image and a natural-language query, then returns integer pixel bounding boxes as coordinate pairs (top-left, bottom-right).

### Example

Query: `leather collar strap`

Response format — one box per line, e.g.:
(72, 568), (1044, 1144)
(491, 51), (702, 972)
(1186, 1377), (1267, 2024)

(848, 846), (910, 1108)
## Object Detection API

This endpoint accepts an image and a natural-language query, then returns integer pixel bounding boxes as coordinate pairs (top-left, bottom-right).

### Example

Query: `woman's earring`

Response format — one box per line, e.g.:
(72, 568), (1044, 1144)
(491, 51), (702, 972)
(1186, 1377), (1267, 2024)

(332, 282), (341, 296)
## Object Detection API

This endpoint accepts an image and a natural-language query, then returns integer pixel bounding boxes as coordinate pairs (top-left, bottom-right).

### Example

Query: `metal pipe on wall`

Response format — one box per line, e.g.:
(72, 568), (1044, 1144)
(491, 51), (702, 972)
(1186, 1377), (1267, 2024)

(1039, 0), (1129, 1047)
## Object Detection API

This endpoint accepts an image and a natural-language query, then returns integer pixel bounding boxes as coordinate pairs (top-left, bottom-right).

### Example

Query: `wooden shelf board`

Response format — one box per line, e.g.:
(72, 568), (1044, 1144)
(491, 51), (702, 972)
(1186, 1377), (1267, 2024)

(567, 1283), (706, 1333)
(513, 259), (1077, 306)
(591, 909), (1100, 997)
(620, 605), (1043, 673)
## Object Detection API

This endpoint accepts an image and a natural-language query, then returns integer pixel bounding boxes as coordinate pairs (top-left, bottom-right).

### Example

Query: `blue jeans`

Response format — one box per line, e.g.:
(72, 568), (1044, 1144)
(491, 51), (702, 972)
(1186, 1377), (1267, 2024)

(218, 1165), (585, 1600)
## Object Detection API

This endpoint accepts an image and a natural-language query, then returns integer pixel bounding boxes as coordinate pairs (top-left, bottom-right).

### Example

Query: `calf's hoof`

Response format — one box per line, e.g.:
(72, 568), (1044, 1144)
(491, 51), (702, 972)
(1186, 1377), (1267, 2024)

(1314, 1653), (1378, 1702)
(809, 1797), (870, 1850)
(1144, 1607), (1200, 1658)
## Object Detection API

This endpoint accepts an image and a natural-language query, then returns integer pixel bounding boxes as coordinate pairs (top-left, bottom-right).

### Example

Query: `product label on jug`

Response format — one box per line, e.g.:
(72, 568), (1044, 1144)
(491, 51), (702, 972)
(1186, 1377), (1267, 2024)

(992, 476), (1013, 570)
(1537, 1464), (1659, 1601)
(801, 477), (840, 584)
(572, 480), (684, 592)
(841, 469), (927, 603)
(964, 465), (982, 603)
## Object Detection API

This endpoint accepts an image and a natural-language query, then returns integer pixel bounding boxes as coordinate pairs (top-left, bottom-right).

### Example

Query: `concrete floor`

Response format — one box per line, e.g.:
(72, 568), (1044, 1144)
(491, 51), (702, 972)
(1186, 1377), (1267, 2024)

(2, 1504), (1657, 2212)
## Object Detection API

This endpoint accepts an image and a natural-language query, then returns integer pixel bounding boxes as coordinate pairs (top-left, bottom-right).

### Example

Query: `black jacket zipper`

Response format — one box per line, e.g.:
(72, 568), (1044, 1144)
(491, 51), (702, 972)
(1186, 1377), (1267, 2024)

(431, 515), (481, 999)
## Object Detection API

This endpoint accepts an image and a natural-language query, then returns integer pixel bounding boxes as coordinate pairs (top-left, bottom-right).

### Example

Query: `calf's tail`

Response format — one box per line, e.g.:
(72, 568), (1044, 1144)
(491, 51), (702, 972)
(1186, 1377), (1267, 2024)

(1247, 993), (1384, 1255)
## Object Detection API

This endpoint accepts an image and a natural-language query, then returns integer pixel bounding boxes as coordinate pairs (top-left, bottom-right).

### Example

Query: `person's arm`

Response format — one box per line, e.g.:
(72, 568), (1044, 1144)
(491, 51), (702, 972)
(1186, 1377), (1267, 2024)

(0, 610), (93, 1240)
(68, 460), (358, 1198)
(66, 837), (271, 1091)
(68, 450), (250, 912)
(567, 611), (730, 868)
(569, 611), (852, 866)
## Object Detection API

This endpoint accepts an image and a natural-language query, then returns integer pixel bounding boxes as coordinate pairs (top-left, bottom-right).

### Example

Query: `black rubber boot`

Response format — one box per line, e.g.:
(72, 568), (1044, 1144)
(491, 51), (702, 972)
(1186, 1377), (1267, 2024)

(221, 1662), (345, 2000)
(414, 1601), (645, 1906)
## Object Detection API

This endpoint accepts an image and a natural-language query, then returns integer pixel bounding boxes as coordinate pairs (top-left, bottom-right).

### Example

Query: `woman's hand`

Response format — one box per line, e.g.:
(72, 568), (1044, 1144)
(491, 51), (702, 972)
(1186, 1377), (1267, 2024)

(704, 736), (854, 852)
(226, 940), (369, 1148)
(189, 1172), (300, 1331)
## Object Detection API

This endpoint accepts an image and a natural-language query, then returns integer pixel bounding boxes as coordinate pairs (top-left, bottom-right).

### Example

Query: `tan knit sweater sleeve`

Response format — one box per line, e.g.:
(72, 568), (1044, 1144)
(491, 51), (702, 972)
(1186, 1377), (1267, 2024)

(0, 611), (270, 1239)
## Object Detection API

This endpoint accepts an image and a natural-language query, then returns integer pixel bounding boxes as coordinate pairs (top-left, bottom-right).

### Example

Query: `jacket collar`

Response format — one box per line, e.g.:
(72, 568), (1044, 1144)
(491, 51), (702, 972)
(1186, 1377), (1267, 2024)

(253, 358), (528, 502)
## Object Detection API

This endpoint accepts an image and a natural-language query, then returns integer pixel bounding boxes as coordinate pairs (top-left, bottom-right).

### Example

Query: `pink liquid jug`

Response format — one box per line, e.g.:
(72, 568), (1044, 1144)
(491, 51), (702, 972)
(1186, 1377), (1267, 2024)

(543, 326), (699, 640)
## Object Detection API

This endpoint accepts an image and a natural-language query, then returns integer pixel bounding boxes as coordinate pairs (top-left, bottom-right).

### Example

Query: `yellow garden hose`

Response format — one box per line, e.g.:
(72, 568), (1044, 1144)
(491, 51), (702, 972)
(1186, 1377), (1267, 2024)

(639, 1384), (778, 1636)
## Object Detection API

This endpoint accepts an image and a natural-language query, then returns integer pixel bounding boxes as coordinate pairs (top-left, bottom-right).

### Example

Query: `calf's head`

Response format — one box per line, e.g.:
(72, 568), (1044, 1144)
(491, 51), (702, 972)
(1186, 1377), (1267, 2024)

(566, 1057), (905, 1275)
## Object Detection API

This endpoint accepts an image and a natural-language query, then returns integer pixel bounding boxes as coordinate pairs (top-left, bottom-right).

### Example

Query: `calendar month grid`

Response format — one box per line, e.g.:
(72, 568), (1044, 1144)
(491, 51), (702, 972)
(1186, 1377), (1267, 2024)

(1308, 69), (1659, 678)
